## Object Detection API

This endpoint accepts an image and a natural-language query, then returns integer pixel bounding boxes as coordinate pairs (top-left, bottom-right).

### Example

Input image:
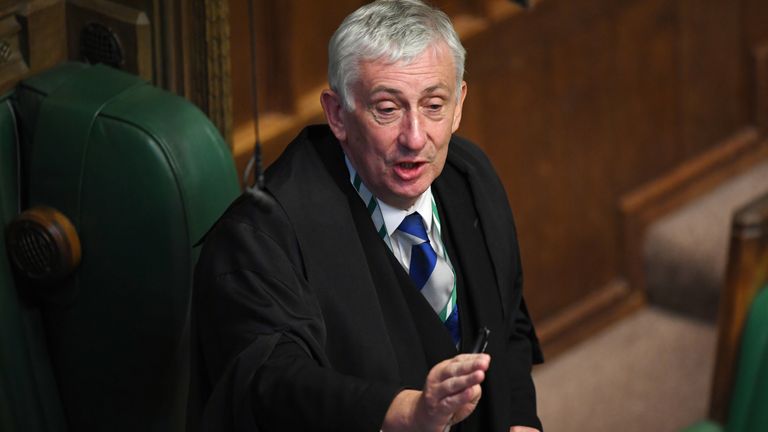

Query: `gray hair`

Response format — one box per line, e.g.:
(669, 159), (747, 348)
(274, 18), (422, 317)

(328, 0), (466, 111)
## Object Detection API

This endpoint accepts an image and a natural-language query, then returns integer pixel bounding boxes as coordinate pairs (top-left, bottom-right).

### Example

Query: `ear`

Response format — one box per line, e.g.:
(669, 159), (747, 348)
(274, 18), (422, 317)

(320, 89), (347, 142)
(451, 81), (468, 133)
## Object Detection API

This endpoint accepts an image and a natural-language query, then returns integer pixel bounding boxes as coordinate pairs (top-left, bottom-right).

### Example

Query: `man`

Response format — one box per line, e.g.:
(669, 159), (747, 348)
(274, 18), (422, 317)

(191, 1), (542, 431)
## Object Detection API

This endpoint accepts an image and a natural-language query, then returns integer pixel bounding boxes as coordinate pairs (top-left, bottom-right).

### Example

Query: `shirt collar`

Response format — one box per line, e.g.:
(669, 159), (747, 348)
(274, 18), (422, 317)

(378, 188), (433, 237)
(344, 155), (434, 237)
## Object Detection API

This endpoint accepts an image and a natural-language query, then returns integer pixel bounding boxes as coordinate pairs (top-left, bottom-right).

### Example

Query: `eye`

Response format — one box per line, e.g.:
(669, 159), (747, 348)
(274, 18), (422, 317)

(372, 102), (400, 122)
(423, 98), (446, 116)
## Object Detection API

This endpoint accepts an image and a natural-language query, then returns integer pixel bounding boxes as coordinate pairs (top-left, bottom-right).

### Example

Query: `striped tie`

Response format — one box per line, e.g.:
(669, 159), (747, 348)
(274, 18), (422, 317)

(398, 213), (460, 345)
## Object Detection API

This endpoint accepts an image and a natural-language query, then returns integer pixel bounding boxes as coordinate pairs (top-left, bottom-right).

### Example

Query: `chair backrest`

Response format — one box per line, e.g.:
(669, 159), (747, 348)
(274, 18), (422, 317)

(725, 283), (768, 431)
(709, 191), (768, 424)
(0, 92), (66, 432)
(0, 63), (240, 431)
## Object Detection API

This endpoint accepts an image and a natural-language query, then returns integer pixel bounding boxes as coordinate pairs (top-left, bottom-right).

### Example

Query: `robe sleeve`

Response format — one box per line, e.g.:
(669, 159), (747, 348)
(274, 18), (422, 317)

(191, 198), (400, 432)
(500, 182), (543, 431)
(448, 134), (543, 429)
(505, 272), (544, 430)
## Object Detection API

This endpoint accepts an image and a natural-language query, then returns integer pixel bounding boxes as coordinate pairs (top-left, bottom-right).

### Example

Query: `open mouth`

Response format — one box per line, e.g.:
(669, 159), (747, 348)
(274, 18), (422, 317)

(393, 161), (426, 180)
(398, 162), (422, 169)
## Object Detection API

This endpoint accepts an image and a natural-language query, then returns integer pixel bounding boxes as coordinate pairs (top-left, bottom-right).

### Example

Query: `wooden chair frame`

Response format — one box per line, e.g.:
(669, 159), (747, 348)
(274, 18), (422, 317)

(709, 191), (768, 422)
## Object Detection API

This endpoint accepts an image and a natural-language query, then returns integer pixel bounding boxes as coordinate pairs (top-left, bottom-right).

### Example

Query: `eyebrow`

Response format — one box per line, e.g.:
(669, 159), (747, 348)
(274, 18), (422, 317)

(369, 86), (402, 97)
(423, 84), (450, 95)
(368, 84), (451, 98)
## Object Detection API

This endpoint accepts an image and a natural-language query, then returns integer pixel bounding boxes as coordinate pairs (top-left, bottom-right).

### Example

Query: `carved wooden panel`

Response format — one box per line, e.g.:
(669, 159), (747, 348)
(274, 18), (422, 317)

(66, 0), (152, 80)
(62, 0), (233, 143)
(188, 0), (232, 142)
(0, 0), (67, 93)
(0, 13), (27, 90)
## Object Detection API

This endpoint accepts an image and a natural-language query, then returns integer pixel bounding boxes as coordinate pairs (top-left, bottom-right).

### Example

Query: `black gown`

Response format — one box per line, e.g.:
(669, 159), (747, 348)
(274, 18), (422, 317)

(188, 125), (543, 432)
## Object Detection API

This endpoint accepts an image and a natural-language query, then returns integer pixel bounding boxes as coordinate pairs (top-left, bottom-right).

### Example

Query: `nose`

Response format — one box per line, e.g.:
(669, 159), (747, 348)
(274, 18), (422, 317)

(398, 111), (427, 151)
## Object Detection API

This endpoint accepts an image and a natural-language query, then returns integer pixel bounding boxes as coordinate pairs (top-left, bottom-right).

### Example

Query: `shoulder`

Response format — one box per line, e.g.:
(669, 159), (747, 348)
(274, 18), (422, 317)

(196, 193), (303, 280)
(447, 134), (507, 199)
(448, 134), (496, 172)
(265, 124), (346, 199)
(267, 125), (337, 179)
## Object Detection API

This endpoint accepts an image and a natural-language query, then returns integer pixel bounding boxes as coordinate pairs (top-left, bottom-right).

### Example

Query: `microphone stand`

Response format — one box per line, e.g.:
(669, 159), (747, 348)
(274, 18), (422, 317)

(243, 0), (273, 209)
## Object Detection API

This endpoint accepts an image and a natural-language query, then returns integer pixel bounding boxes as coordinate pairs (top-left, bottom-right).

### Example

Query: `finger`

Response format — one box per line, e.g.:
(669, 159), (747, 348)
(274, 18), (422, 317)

(421, 383), (481, 424)
(434, 354), (490, 381)
(438, 354), (491, 379)
(444, 382), (482, 404)
(450, 353), (492, 367)
(436, 369), (486, 398)
(452, 353), (491, 362)
(439, 383), (483, 415)
(452, 385), (484, 425)
(425, 371), (485, 403)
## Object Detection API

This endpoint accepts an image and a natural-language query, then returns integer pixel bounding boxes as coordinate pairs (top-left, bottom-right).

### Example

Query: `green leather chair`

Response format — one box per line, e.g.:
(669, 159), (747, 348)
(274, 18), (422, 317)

(681, 284), (768, 432)
(0, 88), (66, 432)
(0, 63), (239, 431)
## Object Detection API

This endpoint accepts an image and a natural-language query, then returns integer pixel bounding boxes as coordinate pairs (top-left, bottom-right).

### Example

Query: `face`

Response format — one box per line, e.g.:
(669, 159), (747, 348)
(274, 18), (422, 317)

(321, 42), (467, 209)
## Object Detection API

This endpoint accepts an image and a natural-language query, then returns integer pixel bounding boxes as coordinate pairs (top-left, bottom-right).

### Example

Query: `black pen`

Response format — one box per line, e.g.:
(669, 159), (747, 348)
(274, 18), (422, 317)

(470, 326), (490, 353)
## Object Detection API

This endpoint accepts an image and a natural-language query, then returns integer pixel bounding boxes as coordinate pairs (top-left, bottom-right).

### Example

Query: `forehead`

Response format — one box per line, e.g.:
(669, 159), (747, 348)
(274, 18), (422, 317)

(354, 43), (457, 96)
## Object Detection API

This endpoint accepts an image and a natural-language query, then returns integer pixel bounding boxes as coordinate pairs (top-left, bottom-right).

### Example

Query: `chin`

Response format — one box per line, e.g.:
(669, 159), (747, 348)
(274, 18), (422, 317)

(395, 188), (428, 204)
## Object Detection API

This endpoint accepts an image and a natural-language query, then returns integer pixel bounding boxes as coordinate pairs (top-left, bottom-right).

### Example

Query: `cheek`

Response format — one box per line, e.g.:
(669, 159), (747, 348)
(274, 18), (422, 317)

(432, 144), (449, 173)
(368, 136), (397, 161)
(357, 144), (390, 177)
(435, 139), (450, 159)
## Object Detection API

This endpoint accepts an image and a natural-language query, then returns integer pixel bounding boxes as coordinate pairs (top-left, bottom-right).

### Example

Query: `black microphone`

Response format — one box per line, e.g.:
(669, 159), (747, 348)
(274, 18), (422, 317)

(511, 0), (529, 7)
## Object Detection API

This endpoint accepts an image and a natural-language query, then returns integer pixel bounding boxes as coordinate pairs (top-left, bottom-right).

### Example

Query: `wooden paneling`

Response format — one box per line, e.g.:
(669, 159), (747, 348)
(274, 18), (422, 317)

(229, 0), (365, 177)
(431, 0), (482, 17)
(457, 0), (767, 348)
(677, 0), (746, 156)
(754, 45), (768, 131)
(227, 0), (768, 354)
(18, 1), (67, 71)
(0, 0), (67, 93)
(289, 1), (363, 99)
(66, 0), (152, 80)
(459, 0), (685, 321)
(236, 0), (352, 113)
(0, 13), (29, 89)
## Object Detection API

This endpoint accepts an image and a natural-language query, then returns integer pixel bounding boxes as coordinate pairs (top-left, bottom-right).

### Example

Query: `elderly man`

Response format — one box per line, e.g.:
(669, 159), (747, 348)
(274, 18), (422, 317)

(192, 1), (542, 431)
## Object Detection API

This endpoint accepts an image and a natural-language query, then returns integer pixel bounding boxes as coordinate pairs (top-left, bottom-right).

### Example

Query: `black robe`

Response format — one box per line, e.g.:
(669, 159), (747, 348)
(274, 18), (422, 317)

(189, 125), (543, 432)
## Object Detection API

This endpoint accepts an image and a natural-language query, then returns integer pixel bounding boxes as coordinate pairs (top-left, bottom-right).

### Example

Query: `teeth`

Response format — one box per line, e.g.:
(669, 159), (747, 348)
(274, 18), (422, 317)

(400, 162), (415, 168)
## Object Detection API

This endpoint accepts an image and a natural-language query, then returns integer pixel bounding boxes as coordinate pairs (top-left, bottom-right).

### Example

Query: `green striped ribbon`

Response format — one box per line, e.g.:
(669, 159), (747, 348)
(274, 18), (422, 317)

(348, 165), (458, 327)
(351, 171), (392, 249)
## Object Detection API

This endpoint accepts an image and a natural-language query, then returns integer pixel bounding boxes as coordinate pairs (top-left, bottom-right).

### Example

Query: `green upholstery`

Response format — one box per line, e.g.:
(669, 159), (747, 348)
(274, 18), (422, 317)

(0, 92), (66, 432)
(681, 285), (768, 432)
(1, 63), (239, 431)
(680, 420), (724, 432)
(724, 284), (768, 432)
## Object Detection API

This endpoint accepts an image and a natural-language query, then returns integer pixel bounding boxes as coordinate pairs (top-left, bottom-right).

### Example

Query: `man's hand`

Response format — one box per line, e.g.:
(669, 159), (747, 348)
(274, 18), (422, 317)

(509, 427), (540, 432)
(382, 353), (490, 432)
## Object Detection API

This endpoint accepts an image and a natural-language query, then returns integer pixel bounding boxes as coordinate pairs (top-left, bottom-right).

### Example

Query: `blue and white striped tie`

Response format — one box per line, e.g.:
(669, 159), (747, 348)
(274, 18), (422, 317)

(398, 213), (460, 345)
